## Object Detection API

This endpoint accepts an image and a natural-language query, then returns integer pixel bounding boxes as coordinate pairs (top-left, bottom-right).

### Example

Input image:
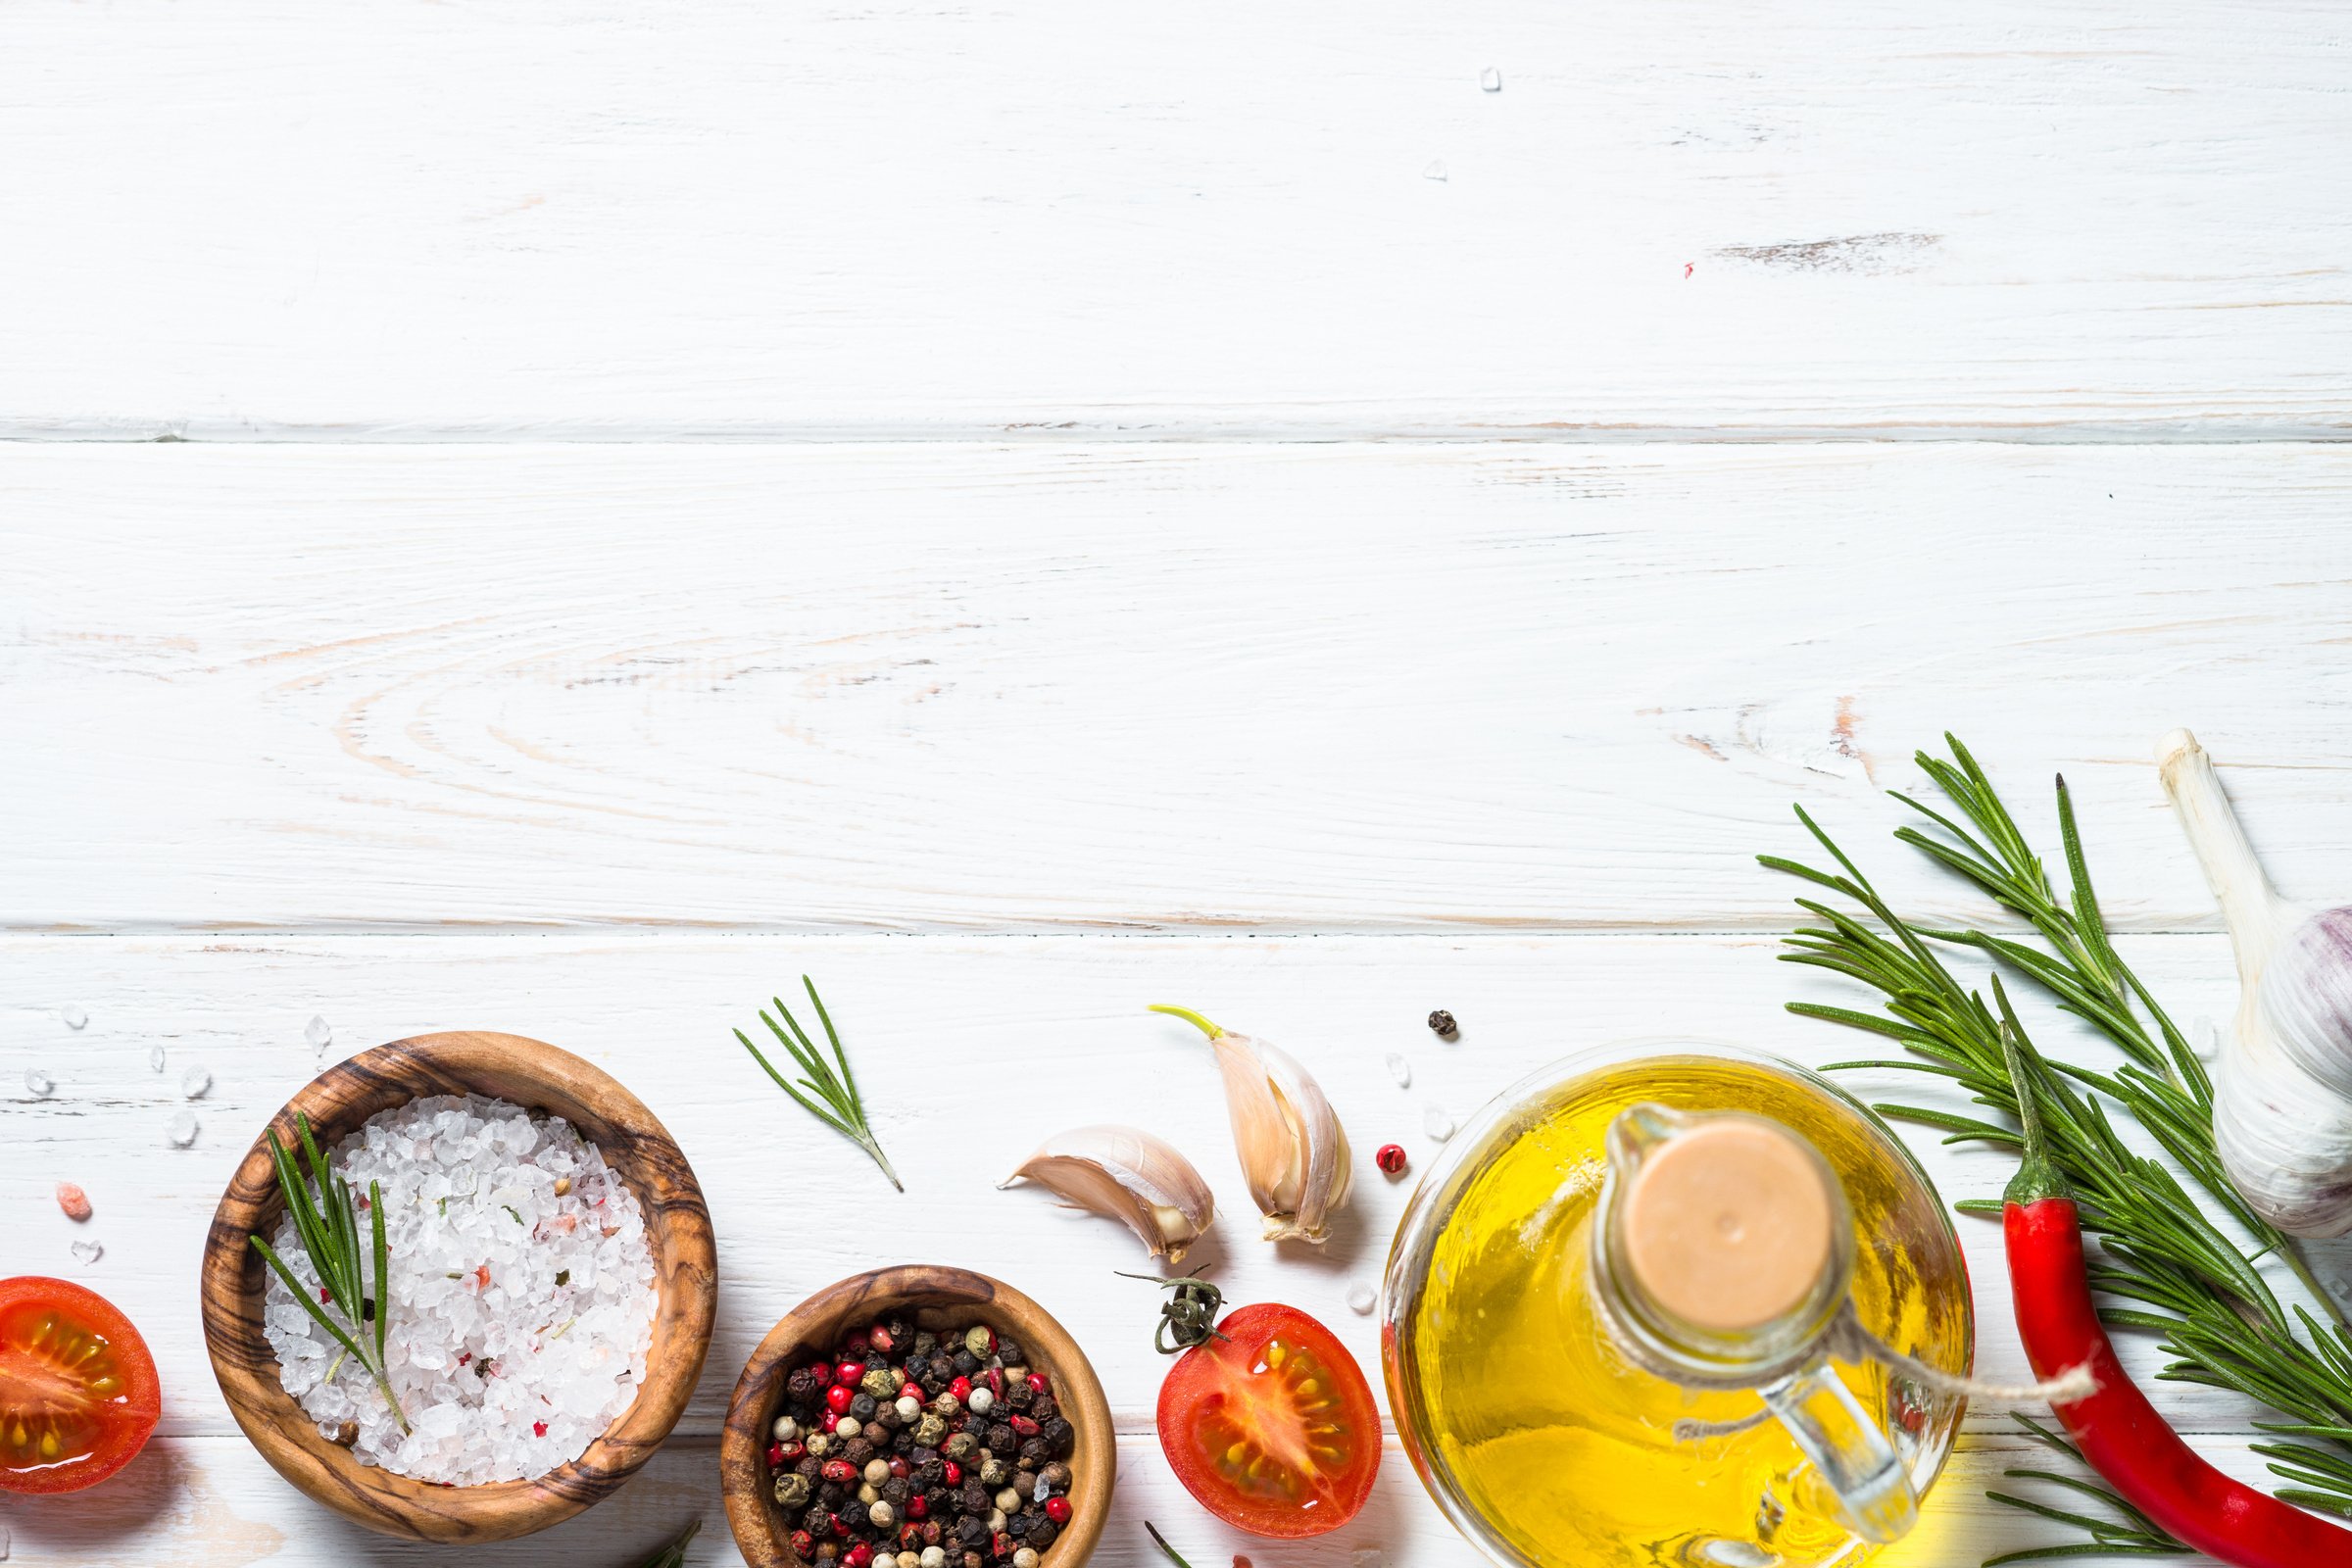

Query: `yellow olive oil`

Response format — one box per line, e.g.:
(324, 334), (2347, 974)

(1393, 1056), (1970, 1568)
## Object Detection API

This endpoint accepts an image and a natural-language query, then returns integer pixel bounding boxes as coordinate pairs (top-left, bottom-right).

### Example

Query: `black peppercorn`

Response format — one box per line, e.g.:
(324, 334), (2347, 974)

(787, 1368), (820, 1402)
(1039, 1461), (1071, 1494)
(845, 1437), (876, 1466)
(1004, 1380), (1035, 1411)
(986, 1424), (1017, 1456)
(849, 1393), (878, 1422)
(797, 1456), (823, 1480)
(961, 1414), (990, 1439)
(881, 1476), (910, 1505)
(996, 1337), (1024, 1365)
(1041, 1417), (1073, 1458)
(1017, 1437), (1049, 1467)
(956, 1517), (988, 1548)
(1429, 1007), (1458, 1037)
(958, 1480), (991, 1513)
(1026, 1519), (1058, 1550)
(916, 1457), (945, 1487)
(802, 1505), (832, 1537)
(1030, 1394), (1057, 1423)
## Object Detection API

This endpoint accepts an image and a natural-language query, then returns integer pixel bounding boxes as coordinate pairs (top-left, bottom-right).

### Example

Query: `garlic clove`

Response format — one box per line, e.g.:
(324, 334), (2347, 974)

(2160, 728), (2352, 1238)
(1152, 1004), (1353, 1245)
(1001, 1124), (1216, 1262)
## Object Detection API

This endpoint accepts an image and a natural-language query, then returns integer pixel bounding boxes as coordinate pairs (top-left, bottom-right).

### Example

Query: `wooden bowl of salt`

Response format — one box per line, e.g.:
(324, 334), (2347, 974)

(199, 1031), (718, 1542)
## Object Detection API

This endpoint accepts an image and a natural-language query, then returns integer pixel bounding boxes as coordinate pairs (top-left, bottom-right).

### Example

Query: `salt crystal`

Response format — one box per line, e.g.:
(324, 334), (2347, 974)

(1480, 67), (1502, 92)
(1422, 160), (1448, 182)
(71, 1239), (103, 1266)
(168, 1110), (200, 1147)
(1423, 1104), (1455, 1141)
(24, 1068), (54, 1099)
(1385, 1052), (1411, 1088)
(150, 1044), (167, 1073)
(61, 1004), (87, 1030)
(182, 1064), (214, 1099)
(306, 1014), (332, 1050)
(1347, 1281), (1377, 1315)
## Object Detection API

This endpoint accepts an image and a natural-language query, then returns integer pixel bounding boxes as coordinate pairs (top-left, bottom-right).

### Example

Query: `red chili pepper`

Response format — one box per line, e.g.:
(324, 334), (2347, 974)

(1999, 1026), (2352, 1567)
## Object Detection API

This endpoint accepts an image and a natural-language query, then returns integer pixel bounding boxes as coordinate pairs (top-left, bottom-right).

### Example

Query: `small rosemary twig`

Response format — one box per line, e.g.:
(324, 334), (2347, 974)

(633, 1517), (700, 1568)
(1143, 1521), (1200, 1568)
(249, 1111), (409, 1432)
(736, 976), (901, 1192)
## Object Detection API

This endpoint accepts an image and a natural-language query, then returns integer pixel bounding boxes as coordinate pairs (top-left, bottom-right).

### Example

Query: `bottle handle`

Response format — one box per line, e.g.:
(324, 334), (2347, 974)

(1759, 1354), (1918, 1544)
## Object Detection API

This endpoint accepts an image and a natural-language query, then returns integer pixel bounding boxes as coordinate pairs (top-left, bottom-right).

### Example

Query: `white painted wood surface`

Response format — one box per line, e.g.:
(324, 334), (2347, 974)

(6, 3), (2350, 1565)
(2, 2), (2351, 440)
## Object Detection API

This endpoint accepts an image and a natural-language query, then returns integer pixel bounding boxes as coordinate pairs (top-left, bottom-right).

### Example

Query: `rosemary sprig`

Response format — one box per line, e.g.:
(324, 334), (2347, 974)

(248, 1111), (409, 1432)
(1981, 1414), (2187, 1564)
(1762, 736), (2352, 1550)
(633, 1517), (699, 1567)
(735, 976), (901, 1192)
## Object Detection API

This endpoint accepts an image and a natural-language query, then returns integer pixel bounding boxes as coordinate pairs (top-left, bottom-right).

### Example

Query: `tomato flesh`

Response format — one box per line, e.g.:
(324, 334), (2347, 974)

(1156, 1301), (1380, 1538)
(0, 1277), (161, 1494)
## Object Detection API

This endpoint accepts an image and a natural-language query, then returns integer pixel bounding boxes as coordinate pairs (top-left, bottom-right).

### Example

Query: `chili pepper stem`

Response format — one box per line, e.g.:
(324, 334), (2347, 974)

(1148, 1004), (1225, 1040)
(1992, 981), (2071, 1208)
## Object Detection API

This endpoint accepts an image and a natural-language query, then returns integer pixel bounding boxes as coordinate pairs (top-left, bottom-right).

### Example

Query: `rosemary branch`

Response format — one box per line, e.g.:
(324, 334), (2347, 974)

(633, 1517), (699, 1568)
(249, 1110), (409, 1433)
(1143, 1521), (1200, 1568)
(1762, 736), (2352, 1549)
(736, 975), (902, 1192)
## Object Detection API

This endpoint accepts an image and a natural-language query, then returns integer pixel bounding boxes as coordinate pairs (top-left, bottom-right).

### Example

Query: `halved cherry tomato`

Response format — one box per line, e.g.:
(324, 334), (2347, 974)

(0, 1277), (161, 1494)
(1155, 1301), (1380, 1538)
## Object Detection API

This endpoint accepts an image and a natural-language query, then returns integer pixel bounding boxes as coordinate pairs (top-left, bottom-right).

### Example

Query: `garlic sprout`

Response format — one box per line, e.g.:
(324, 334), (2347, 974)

(1002, 1125), (1217, 1263)
(2159, 728), (2352, 1237)
(1151, 1005), (1352, 1245)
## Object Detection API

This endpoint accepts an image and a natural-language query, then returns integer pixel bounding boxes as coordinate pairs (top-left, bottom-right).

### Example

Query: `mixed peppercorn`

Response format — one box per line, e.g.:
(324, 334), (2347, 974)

(766, 1317), (1079, 1568)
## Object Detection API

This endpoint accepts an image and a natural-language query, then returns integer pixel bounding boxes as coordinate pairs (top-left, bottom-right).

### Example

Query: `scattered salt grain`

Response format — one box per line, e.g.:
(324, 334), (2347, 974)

(150, 1044), (167, 1073)
(1346, 1281), (1377, 1315)
(181, 1064), (213, 1099)
(260, 1093), (659, 1486)
(56, 1182), (92, 1222)
(1480, 67), (1502, 92)
(1385, 1052), (1412, 1088)
(1422, 160), (1448, 182)
(61, 1004), (87, 1030)
(168, 1110), (200, 1148)
(1423, 1104), (1455, 1142)
(24, 1068), (54, 1099)
(306, 1014), (332, 1051)
(71, 1240), (103, 1266)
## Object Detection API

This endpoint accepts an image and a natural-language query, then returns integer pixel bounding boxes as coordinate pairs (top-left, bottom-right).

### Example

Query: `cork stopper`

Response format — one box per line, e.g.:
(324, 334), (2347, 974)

(1617, 1115), (1835, 1334)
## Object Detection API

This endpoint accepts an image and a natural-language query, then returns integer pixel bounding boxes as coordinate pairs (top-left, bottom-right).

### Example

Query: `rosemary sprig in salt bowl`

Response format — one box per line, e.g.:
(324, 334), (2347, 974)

(248, 1111), (410, 1432)
(735, 976), (902, 1191)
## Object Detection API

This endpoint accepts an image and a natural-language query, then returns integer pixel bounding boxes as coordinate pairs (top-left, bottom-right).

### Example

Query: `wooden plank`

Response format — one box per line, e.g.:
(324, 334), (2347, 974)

(0, 1430), (2291, 1568)
(1, 3), (2348, 440)
(6, 442), (2352, 932)
(2, 930), (2328, 1567)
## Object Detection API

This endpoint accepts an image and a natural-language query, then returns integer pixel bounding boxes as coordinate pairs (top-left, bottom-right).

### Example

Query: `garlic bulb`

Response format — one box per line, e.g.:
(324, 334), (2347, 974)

(1150, 1005), (1352, 1244)
(2158, 728), (2352, 1237)
(1001, 1125), (1217, 1262)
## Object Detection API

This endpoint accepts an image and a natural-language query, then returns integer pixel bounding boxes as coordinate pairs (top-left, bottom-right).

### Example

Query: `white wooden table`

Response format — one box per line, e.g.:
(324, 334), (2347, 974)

(5, 5), (2350, 1565)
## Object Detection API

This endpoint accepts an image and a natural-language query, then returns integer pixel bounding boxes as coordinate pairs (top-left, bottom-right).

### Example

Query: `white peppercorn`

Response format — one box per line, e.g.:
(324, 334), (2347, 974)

(895, 1394), (922, 1421)
(1014, 1551), (1041, 1568)
(995, 1488), (1021, 1513)
(869, 1499), (896, 1529)
(921, 1549), (949, 1568)
(967, 1386), (996, 1415)
(864, 1457), (892, 1485)
(772, 1413), (800, 1443)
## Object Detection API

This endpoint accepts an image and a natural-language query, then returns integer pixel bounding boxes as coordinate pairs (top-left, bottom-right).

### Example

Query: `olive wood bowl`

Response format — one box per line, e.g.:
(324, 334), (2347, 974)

(200, 1030), (717, 1542)
(723, 1265), (1114, 1568)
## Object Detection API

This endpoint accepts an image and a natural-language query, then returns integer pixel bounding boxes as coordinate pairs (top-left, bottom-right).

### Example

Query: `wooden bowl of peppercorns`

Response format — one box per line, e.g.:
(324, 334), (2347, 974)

(722, 1265), (1113, 1568)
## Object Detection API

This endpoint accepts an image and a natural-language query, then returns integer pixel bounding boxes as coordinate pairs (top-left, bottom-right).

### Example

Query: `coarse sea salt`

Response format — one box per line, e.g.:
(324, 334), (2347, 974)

(260, 1093), (659, 1486)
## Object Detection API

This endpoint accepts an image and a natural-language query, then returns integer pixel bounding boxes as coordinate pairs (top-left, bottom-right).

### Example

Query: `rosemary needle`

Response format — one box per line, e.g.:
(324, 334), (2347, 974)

(633, 1518), (699, 1568)
(736, 975), (902, 1192)
(1143, 1521), (1200, 1568)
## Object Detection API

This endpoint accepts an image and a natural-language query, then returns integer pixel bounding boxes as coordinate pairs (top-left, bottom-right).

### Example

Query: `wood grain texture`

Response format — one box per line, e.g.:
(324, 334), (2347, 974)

(7, 441), (2352, 935)
(0, 1428), (2310, 1568)
(199, 1031), (717, 1541)
(1, 2), (2348, 440)
(719, 1266), (1112, 1567)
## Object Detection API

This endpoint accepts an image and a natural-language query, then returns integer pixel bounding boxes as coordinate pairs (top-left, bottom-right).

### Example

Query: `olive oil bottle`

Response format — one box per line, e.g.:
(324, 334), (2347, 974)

(1383, 1049), (1972, 1568)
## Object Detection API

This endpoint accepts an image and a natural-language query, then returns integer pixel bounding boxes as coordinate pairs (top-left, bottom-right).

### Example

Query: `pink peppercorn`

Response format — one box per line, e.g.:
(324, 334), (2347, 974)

(55, 1182), (92, 1221)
